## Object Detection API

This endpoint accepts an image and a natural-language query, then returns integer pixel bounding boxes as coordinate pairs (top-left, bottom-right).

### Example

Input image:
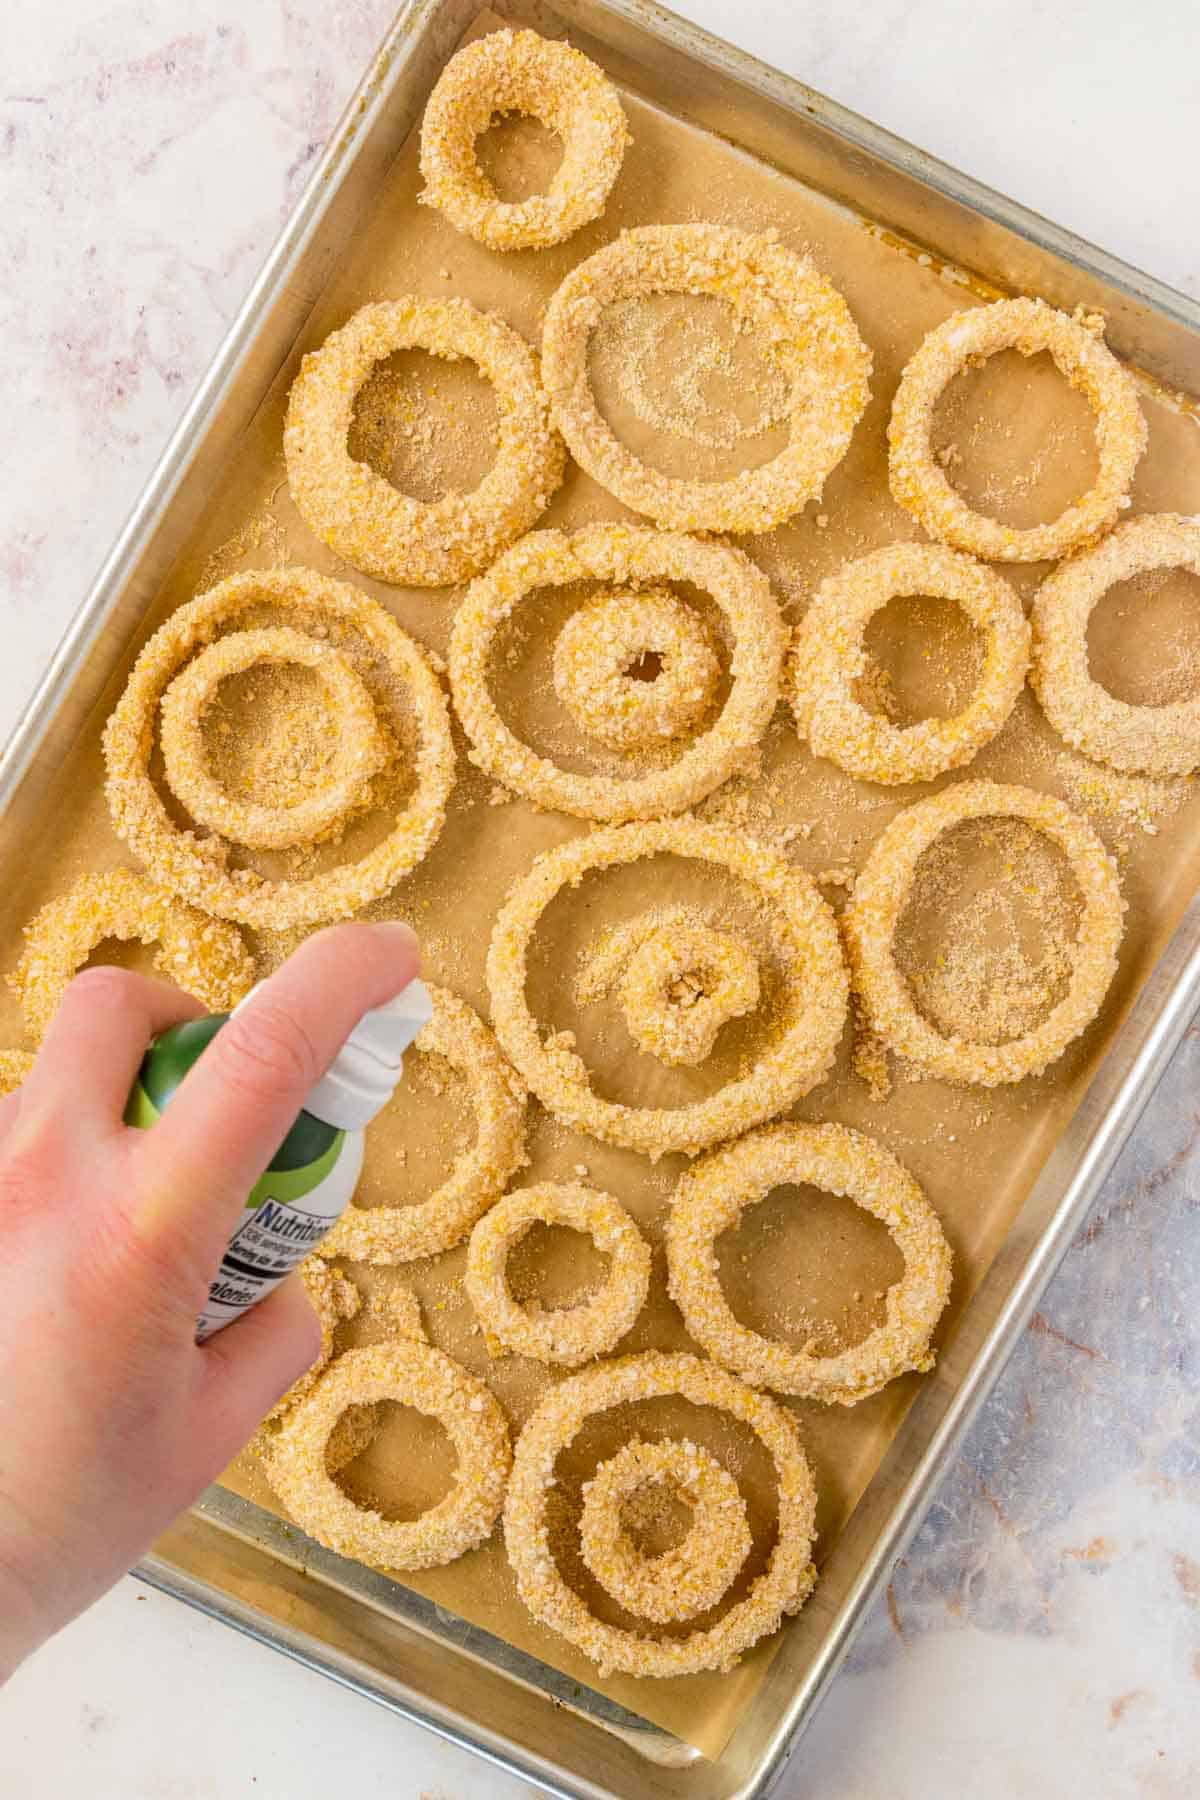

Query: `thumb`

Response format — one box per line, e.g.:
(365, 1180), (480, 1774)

(189, 1273), (323, 1470)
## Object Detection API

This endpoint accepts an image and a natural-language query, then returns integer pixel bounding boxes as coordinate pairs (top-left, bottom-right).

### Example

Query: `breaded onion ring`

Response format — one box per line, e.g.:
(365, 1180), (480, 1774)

(263, 1257), (363, 1427)
(504, 1351), (818, 1677)
(578, 1436), (752, 1624)
(1031, 513), (1200, 776)
(265, 1341), (512, 1571)
(667, 1122), (952, 1404)
(449, 525), (785, 823)
(541, 224), (871, 535)
(9, 868), (254, 1040)
(0, 1050), (34, 1095)
(552, 588), (721, 752)
(159, 627), (386, 849)
(465, 1182), (650, 1366)
(487, 818), (848, 1157)
(320, 984), (527, 1265)
(843, 780), (1124, 1085)
(617, 917), (760, 1067)
(419, 29), (628, 251)
(888, 297), (1146, 562)
(284, 298), (564, 587)
(103, 568), (455, 930)
(792, 543), (1031, 784)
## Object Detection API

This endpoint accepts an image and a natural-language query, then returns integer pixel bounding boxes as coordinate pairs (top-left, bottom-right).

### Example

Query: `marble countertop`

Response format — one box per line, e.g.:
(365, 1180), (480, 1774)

(1, 2), (1198, 1794)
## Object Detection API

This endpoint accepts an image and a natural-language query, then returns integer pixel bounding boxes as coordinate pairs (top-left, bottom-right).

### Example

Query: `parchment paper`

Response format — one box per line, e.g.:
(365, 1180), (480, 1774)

(4, 7), (1200, 1757)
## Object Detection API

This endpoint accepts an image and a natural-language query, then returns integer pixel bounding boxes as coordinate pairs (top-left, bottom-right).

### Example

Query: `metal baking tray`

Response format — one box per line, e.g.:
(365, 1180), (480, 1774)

(8, 1), (1200, 1795)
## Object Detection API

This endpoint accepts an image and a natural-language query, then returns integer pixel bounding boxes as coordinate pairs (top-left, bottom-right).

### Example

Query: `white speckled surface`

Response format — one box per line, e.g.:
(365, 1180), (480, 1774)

(1, 3), (1199, 1795)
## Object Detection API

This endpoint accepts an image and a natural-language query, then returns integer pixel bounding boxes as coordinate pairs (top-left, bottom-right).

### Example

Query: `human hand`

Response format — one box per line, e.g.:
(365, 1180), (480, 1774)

(0, 919), (419, 1682)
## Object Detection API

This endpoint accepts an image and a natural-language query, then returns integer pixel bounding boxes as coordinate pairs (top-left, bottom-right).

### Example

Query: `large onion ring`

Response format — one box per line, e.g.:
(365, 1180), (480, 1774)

(552, 588), (721, 753)
(503, 1351), (818, 1677)
(487, 818), (848, 1157)
(465, 1182), (651, 1365)
(792, 542), (1031, 784)
(887, 297), (1146, 562)
(103, 567), (455, 931)
(419, 29), (628, 251)
(1031, 513), (1200, 776)
(842, 780), (1124, 1085)
(284, 298), (564, 587)
(541, 224), (871, 535)
(449, 524), (786, 823)
(578, 1437), (752, 1624)
(10, 868), (254, 1040)
(320, 984), (527, 1265)
(264, 1341), (512, 1571)
(159, 626), (387, 850)
(667, 1122), (952, 1404)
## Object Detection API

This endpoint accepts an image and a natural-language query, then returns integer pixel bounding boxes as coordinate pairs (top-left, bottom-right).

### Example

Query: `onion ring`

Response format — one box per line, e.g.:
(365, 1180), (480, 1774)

(541, 224), (871, 535)
(504, 1351), (818, 1677)
(284, 298), (564, 587)
(487, 818), (848, 1157)
(319, 983), (528, 1265)
(578, 1437), (752, 1624)
(9, 868), (254, 1040)
(887, 297), (1146, 562)
(1031, 513), (1200, 776)
(842, 780), (1124, 1085)
(552, 588), (721, 753)
(0, 1050), (34, 1095)
(792, 543), (1031, 785)
(103, 567), (455, 930)
(667, 1122), (952, 1404)
(617, 917), (760, 1067)
(419, 29), (628, 252)
(263, 1257), (363, 1427)
(465, 1182), (651, 1365)
(159, 626), (387, 849)
(449, 524), (786, 823)
(264, 1340), (512, 1572)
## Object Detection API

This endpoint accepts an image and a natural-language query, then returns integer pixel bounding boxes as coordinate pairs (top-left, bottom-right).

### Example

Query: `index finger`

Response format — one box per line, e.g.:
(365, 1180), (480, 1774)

(135, 920), (420, 1252)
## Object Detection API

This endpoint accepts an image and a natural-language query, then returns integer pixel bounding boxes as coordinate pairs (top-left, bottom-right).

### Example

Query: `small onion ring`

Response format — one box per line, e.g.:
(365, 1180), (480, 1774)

(418, 29), (628, 252)
(792, 542), (1031, 785)
(667, 1122), (952, 1405)
(487, 817), (848, 1158)
(103, 567), (455, 931)
(542, 224), (872, 535)
(618, 917), (760, 1068)
(1031, 513), (1200, 776)
(265, 1341), (512, 1571)
(284, 298), (564, 587)
(320, 983), (528, 1265)
(0, 1050), (34, 1095)
(552, 588), (721, 752)
(842, 780), (1124, 1086)
(578, 1437), (752, 1624)
(887, 297), (1146, 562)
(263, 1256), (363, 1427)
(465, 1182), (651, 1366)
(503, 1351), (818, 1677)
(159, 626), (387, 850)
(10, 868), (255, 1040)
(449, 524), (786, 823)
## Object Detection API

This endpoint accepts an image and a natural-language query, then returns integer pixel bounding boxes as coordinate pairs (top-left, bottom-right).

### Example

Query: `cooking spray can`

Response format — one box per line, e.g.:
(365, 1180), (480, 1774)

(126, 978), (433, 1339)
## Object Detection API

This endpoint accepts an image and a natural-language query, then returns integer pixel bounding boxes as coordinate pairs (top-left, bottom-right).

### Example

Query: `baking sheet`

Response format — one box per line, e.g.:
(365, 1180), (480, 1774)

(4, 4), (1200, 1759)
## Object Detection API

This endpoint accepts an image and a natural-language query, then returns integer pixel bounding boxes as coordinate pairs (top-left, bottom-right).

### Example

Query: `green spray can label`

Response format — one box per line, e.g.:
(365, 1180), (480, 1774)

(126, 980), (432, 1340)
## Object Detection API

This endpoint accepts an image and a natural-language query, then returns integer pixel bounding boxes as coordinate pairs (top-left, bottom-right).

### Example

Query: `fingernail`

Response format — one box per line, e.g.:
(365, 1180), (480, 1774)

(369, 920), (420, 960)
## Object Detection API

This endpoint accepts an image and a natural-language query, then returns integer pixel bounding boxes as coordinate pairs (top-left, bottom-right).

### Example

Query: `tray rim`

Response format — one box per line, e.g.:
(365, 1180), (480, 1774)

(5, 1), (1199, 1795)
